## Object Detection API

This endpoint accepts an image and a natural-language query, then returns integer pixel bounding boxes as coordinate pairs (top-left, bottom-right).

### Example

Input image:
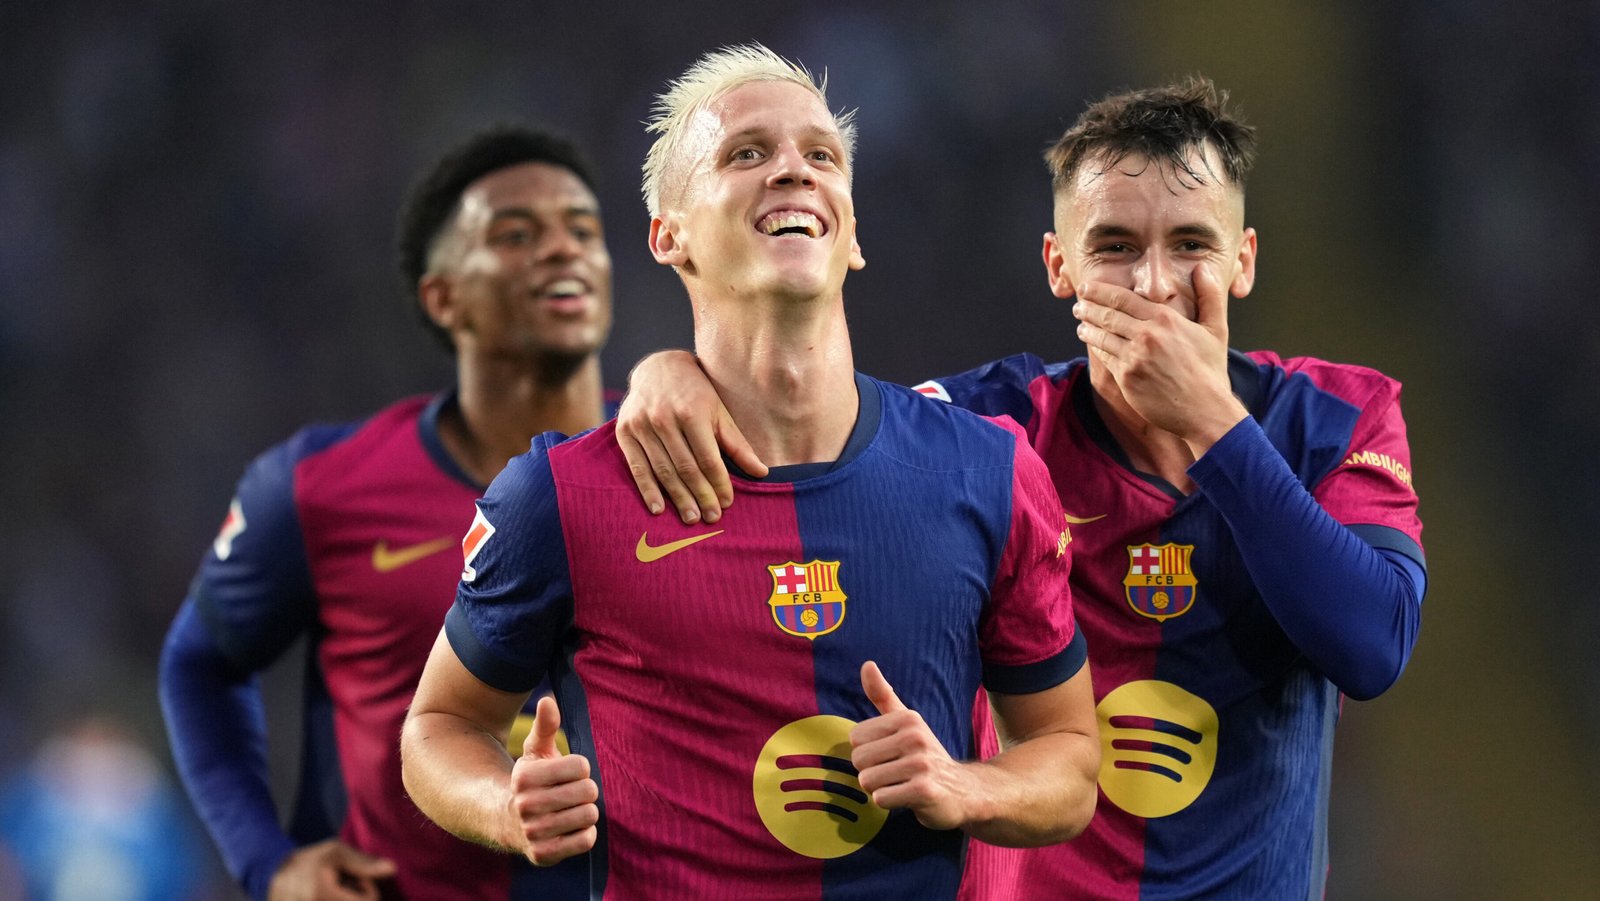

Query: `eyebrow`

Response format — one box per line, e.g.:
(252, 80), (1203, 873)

(1083, 222), (1223, 242)
(719, 123), (841, 148)
(487, 205), (600, 224)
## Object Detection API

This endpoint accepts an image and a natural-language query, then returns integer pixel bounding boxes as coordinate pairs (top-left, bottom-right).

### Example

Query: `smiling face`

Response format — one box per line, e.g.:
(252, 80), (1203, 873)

(425, 160), (612, 367)
(649, 79), (864, 304)
(1043, 146), (1257, 319)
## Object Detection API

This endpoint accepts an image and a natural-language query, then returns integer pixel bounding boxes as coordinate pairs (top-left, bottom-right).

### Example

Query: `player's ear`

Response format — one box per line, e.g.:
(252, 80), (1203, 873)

(848, 216), (865, 271)
(418, 274), (455, 330)
(1230, 227), (1258, 298)
(650, 215), (688, 268)
(1042, 232), (1077, 299)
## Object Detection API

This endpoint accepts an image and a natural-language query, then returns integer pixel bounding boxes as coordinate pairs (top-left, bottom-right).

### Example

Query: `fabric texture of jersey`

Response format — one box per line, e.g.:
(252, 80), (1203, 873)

(925, 351), (1424, 900)
(182, 391), (592, 900)
(448, 373), (1084, 900)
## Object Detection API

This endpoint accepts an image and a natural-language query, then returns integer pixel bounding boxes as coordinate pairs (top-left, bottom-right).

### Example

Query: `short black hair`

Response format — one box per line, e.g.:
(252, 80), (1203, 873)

(1045, 75), (1257, 197)
(395, 125), (600, 351)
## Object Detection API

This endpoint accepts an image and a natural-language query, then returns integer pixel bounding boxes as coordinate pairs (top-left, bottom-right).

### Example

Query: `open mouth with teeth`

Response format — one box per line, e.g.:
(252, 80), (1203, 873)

(539, 278), (589, 300)
(758, 210), (824, 238)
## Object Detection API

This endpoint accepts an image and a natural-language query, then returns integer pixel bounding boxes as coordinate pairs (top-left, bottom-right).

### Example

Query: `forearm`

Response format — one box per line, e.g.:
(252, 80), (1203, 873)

(958, 731), (1099, 847)
(157, 601), (294, 901)
(399, 711), (520, 852)
(1190, 418), (1424, 699)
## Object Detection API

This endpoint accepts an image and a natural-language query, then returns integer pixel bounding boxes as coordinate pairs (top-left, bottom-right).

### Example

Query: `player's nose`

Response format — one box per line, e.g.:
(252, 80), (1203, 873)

(1133, 252), (1185, 304)
(766, 144), (816, 189)
(535, 226), (583, 262)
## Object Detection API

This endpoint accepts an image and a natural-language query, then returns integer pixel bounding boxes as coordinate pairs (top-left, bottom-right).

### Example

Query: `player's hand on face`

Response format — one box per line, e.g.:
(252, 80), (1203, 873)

(267, 838), (396, 901)
(1073, 265), (1244, 444)
(616, 350), (768, 525)
(507, 696), (599, 867)
(849, 661), (969, 831)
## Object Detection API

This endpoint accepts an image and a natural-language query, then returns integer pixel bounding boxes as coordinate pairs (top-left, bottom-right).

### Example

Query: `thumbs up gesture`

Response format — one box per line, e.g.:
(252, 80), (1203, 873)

(849, 661), (969, 831)
(507, 695), (599, 866)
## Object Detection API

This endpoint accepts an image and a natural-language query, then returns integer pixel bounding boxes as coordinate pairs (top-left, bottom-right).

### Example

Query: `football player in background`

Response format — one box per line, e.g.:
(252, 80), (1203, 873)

(159, 124), (614, 900)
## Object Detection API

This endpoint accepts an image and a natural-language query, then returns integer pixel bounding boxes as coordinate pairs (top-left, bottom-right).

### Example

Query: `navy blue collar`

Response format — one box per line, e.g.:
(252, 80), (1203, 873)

(418, 389), (485, 491)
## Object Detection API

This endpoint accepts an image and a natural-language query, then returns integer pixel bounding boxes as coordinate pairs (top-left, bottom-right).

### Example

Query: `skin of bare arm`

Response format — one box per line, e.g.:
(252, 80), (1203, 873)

(400, 632), (599, 866)
(850, 660), (1099, 846)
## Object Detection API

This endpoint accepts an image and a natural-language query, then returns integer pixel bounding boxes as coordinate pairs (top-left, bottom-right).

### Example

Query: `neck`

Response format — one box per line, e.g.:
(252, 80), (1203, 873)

(692, 291), (858, 467)
(442, 352), (606, 486)
(1086, 361), (1197, 493)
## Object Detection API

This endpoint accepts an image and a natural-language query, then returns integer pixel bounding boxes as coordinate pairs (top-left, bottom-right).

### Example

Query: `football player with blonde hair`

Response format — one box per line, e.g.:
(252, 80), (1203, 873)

(403, 43), (1099, 898)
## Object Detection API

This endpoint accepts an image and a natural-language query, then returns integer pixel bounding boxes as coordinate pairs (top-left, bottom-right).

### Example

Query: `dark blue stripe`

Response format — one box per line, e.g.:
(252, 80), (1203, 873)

(445, 603), (540, 693)
(984, 628), (1087, 695)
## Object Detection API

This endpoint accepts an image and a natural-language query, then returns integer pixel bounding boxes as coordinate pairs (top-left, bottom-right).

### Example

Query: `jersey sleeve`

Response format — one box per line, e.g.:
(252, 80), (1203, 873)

(444, 433), (574, 694)
(978, 420), (1086, 695)
(910, 353), (1055, 425)
(160, 425), (348, 901)
(189, 429), (342, 670)
(1309, 372), (1424, 561)
(159, 602), (295, 901)
(1191, 418), (1424, 699)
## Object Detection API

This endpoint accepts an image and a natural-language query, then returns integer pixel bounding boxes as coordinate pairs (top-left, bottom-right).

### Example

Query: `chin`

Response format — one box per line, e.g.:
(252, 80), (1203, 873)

(760, 266), (834, 301)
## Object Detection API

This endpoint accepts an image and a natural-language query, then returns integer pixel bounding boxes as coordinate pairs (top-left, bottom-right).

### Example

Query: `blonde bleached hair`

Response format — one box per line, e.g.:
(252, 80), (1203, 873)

(642, 43), (857, 215)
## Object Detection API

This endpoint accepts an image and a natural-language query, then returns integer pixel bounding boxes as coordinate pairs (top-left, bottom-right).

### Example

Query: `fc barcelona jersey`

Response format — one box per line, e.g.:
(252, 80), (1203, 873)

(190, 391), (590, 899)
(448, 373), (1086, 899)
(922, 351), (1425, 900)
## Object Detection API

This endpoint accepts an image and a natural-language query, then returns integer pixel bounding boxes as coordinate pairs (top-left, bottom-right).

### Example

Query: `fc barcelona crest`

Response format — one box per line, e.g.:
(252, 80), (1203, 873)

(1123, 543), (1198, 622)
(767, 560), (847, 640)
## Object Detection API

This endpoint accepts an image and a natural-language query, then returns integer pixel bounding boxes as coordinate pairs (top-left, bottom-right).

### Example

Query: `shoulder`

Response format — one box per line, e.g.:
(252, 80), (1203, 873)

(908, 353), (1083, 429)
(291, 394), (434, 466)
(1248, 350), (1403, 406)
(911, 352), (1078, 398)
(870, 377), (1030, 469)
(235, 395), (434, 487)
(486, 421), (623, 505)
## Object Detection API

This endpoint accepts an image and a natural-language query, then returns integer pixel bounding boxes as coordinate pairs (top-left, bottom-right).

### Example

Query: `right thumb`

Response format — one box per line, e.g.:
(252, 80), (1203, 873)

(523, 695), (562, 759)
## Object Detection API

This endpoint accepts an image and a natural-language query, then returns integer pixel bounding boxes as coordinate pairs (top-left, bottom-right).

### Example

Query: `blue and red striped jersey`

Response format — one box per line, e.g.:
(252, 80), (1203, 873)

(179, 390), (596, 900)
(448, 373), (1086, 899)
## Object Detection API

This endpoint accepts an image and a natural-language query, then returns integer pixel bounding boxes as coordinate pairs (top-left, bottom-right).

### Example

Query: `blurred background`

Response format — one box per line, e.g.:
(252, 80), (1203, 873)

(2, 1), (1596, 897)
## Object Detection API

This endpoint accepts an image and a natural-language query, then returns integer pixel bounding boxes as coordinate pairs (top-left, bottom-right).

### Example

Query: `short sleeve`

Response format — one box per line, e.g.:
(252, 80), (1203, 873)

(446, 433), (575, 694)
(978, 421), (1085, 695)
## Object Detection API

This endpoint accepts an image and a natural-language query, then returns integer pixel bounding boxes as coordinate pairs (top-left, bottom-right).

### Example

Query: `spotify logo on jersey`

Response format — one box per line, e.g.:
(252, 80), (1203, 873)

(1096, 680), (1219, 818)
(753, 715), (887, 858)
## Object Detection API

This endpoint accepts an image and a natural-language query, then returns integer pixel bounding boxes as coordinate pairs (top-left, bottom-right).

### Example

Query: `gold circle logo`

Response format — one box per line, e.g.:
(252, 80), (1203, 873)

(753, 715), (887, 858)
(800, 608), (820, 628)
(1096, 680), (1218, 819)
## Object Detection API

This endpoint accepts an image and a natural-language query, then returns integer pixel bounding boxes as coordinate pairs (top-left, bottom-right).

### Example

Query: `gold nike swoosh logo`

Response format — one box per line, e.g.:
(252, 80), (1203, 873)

(372, 536), (458, 573)
(1063, 512), (1107, 524)
(635, 530), (725, 563)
